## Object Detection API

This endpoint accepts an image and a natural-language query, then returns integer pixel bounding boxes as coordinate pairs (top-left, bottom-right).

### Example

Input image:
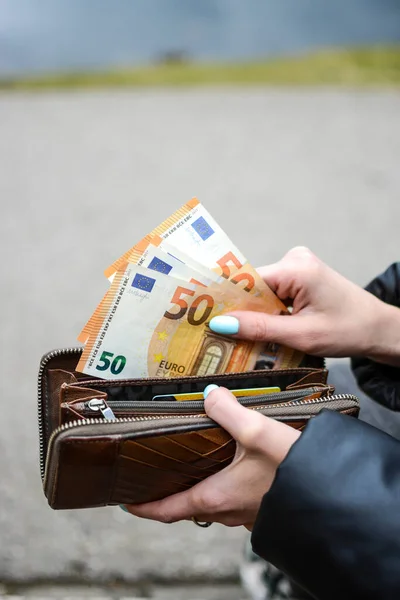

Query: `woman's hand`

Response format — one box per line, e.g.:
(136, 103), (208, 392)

(123, 386), (300, 530)
(210, 247), (400, 366)
(123, 250), (400, 528)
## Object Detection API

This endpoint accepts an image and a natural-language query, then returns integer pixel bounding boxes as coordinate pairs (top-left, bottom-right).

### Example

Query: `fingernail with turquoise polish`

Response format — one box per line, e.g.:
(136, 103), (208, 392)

(119, 505), (129, 513)
(209, 316), (239, 335)
(203, 384), (219, 399)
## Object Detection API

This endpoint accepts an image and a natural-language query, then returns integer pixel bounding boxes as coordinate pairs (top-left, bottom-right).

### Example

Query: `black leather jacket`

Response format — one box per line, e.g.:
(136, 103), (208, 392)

(351, 263), (400, 411)
(251, 264), (400, 600)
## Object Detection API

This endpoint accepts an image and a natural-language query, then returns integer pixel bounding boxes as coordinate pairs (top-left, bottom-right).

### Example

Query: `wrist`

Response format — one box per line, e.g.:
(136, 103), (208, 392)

(366, 300), (400, 366)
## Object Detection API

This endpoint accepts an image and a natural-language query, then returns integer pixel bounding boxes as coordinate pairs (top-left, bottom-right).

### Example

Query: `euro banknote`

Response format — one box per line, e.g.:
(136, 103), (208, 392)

(104, 198), (287, 315)
(76, 264), (273, 379)
(77, 199), (303, 376)
(78, 239), (232, 344)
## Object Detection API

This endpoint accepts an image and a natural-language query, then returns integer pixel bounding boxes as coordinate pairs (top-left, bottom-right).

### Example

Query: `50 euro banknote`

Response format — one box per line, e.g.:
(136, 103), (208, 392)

(77, 242), (217, 344)
(79, 234), (274, 347)
(104, 197), (286, 315)
(76, 264), (289, 380)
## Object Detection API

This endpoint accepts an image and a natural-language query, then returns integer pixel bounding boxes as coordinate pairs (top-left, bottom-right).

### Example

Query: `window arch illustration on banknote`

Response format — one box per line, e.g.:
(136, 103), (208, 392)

(194, 342), (224, 376)
(191, 331), (237, 376)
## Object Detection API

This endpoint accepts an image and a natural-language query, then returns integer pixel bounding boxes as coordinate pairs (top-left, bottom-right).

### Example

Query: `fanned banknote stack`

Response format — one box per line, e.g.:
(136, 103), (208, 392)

(76, 198), (302, 379)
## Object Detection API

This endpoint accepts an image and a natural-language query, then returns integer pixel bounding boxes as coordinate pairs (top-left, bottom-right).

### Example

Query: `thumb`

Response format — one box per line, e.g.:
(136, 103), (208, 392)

(226, 310), (316, 351)
(204, 386), (299, 460)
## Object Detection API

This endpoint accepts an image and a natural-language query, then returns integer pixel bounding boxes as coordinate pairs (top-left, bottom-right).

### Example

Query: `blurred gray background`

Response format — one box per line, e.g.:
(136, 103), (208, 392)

(1, 1), (400, 599)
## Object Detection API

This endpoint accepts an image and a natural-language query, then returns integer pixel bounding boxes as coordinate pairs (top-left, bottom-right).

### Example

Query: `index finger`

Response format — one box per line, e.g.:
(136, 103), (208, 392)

(256, 262), (281, 291)
(125, 486), (199, 523)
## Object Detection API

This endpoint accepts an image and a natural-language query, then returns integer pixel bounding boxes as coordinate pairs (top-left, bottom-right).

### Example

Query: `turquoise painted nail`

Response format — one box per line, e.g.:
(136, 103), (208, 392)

(209, 316), (239, 335)
(119, 505), (129, 513)
(203, 384), (219, 399)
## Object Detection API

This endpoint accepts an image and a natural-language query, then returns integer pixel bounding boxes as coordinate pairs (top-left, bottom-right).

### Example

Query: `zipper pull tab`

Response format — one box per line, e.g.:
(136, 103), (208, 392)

(86, 398), (116, 421)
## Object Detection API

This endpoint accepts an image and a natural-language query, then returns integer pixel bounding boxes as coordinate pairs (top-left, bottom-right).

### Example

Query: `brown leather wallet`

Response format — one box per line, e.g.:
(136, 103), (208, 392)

(38, 348), (359, 510)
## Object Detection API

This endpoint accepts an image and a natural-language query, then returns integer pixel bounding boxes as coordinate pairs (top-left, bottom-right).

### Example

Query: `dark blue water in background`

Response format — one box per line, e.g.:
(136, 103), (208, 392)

(1, 0), (399, 77)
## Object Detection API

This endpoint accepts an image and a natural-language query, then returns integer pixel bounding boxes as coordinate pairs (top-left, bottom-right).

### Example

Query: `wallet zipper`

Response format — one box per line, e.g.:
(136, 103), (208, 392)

(38, 347), (81, 480)
(83, 387), (325, 420)
(38, 347), (326, 480)
(43, 392), (358, 487)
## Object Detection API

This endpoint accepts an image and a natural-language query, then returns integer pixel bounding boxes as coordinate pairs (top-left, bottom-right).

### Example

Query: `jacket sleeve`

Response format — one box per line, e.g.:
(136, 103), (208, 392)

(351, 262), (400, 410)
(251, 410), (400, 600)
